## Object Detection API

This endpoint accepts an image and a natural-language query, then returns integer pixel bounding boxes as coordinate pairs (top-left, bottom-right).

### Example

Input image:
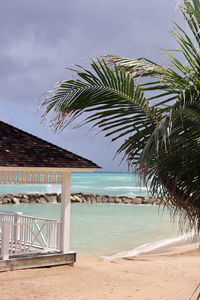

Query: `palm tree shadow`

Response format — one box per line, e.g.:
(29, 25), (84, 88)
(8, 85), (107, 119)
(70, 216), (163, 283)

(189, 282), (200, 300)
(193, 292), (200, 300)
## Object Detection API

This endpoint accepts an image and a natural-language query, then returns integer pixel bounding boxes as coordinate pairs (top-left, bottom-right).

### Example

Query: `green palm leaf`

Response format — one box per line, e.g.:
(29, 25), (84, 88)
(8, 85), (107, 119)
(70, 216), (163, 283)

(41, 0), (200, 231)
(42, 59), (158, 153)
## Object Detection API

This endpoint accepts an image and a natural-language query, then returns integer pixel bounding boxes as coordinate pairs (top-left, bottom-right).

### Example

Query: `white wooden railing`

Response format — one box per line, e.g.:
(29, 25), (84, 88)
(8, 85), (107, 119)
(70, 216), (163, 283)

(0, 170), (62, 184)
(0, 212), (61, 259)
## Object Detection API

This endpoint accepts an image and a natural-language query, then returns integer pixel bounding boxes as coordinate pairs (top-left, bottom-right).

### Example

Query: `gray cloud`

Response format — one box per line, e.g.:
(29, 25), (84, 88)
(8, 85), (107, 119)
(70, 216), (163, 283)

(0, 0), (186, 171)
(0, 0), (184, 102)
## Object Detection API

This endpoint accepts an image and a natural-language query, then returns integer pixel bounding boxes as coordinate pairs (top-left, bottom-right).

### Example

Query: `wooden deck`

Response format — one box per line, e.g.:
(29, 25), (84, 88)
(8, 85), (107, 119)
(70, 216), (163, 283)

(0, 252), (76, 272)
(0, 212), (76, 271)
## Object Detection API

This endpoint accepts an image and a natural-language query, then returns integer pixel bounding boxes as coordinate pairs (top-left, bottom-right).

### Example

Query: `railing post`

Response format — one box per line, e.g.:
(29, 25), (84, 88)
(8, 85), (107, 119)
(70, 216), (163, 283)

(14, 212), (23, 245)
(2, 221), (10, 260)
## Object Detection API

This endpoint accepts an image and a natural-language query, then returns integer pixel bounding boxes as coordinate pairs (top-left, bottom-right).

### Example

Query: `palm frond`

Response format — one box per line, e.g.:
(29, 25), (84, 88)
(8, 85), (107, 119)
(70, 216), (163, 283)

(179, 0), (200, 47)
(104, 55), (190, 107)
(41, 0), (200, 231)
(104, 56), (169, 78)
(139, 87), (200, 229)
(41, 59), (159, 155)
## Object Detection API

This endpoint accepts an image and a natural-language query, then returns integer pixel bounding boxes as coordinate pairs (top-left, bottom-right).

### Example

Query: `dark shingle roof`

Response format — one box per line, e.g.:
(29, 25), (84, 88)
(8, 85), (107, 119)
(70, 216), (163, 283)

(0, 121), (100, 169)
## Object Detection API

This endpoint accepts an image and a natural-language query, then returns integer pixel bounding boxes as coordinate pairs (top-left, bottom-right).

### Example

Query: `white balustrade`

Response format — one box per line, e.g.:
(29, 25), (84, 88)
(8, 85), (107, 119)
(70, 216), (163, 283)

(0, 212), (61, 259)
(0, 170), (62, 184)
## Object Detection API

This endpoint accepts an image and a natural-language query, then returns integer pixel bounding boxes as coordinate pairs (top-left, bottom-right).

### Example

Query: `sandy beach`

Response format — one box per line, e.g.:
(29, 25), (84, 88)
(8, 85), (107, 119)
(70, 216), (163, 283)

(0, 243), (199, 300)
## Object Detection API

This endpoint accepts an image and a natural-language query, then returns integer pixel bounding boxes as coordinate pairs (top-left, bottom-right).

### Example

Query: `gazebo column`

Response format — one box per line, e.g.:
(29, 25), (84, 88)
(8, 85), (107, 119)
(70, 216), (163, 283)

(60, 172), (71, 253)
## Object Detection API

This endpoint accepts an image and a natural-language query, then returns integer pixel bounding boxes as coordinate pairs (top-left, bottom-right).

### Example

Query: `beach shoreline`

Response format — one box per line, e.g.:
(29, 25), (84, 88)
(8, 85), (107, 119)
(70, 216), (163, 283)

(0, 190), (199, 299)
(0, 243), (199, 300)
(142, 236), (200, 256)
(0, 194), (197, 259)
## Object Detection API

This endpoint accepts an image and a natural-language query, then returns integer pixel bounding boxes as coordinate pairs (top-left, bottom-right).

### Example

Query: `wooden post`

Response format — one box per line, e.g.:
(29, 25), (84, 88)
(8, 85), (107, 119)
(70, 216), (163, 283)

(60, 172), (71, 253)
(2, 221), (10, 260)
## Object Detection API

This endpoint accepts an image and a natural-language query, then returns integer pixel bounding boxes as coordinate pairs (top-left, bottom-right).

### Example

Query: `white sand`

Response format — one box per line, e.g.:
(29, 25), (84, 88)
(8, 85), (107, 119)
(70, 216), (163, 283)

(0, 243), (200, 300)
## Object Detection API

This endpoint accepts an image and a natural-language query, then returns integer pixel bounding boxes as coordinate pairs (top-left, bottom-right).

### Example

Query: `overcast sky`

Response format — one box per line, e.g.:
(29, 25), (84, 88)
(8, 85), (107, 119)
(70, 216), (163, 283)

(0, 0), (185, 172)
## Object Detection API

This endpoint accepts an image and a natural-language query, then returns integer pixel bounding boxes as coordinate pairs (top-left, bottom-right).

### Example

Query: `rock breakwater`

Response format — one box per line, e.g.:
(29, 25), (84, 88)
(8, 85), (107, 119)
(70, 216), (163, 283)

(0, 193), (163, 205)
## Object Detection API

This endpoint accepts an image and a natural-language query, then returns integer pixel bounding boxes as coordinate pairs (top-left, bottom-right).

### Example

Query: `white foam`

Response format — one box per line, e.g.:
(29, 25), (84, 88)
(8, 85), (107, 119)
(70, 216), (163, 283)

(104, 186), (147, 191)
(103, 231), (195, 259)
(45, 184), (61, 193)
(72, 185), (92, 189)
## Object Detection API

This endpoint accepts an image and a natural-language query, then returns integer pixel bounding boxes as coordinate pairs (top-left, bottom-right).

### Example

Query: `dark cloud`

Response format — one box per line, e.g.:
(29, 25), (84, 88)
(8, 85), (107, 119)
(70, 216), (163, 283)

(0, 0), (186, 171)
(0, 0), (184, 102)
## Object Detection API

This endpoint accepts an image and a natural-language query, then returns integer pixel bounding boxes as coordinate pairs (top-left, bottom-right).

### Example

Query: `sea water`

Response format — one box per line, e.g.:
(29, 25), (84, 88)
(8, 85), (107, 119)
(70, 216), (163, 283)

(0, 202), (186, 257)
(0, 172), (148, 196)
(0, 172), (189, 257)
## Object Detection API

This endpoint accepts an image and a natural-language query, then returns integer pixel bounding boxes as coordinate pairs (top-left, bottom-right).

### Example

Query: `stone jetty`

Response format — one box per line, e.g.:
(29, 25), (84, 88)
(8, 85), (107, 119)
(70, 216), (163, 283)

(0, 193), (163, 205)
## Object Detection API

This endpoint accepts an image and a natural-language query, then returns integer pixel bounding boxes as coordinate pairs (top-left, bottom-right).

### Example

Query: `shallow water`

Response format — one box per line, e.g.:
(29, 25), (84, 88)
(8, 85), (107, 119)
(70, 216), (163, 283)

(0, 202), (182, 256)
(0, 172), (188, 257)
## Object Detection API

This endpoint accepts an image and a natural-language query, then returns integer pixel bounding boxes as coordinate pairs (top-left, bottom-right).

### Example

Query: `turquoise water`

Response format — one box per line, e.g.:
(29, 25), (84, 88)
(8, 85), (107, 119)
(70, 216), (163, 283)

(0, 172), (148, 196)
(0, 203), (182, 256)
(0, 172), (185, 256)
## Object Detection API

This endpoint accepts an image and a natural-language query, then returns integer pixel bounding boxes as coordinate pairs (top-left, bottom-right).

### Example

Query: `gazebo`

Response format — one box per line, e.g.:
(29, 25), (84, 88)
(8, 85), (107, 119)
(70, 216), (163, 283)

(0, 121), (99, 271)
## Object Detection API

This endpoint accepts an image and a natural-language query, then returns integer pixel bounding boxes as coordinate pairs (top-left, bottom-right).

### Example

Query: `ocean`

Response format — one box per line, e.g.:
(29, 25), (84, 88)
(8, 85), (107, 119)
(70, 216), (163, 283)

(0, 172), (148, 196)
(0, 172), (190, 257)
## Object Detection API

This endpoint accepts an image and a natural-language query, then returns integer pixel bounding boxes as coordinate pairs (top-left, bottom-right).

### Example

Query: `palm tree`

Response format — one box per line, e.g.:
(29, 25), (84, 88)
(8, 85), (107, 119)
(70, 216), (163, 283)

(41, 0), (200, 230)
